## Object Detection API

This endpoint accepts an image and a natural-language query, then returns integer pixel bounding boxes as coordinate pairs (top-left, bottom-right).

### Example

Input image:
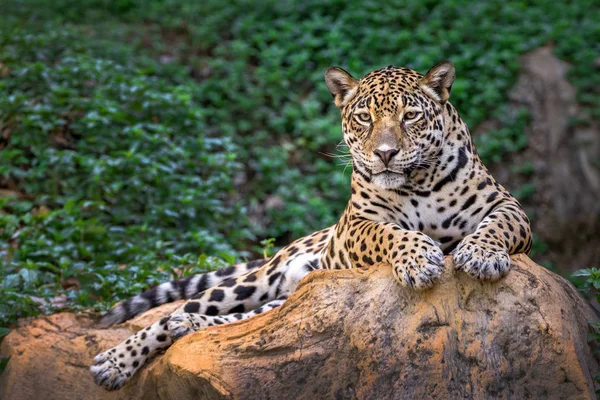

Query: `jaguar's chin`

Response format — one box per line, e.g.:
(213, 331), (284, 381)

(372, 171), (407, 189)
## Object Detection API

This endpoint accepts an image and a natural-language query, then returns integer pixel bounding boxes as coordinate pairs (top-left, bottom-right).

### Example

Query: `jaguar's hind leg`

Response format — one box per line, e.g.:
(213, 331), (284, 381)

(167, 298), (286, 339)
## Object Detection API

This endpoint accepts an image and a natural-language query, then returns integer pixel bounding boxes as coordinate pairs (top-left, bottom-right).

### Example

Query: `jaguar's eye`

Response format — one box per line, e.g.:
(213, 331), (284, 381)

(404, 111), (419, 120)
(355, 112), (371, 124)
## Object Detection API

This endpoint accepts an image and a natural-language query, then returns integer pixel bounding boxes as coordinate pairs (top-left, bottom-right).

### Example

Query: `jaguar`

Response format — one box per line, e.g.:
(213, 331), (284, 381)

(91, 60), (532, 390)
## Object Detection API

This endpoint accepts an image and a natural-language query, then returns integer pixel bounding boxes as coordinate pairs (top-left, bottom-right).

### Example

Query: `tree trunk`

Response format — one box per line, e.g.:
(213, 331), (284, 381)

(1, 255), (598, 399)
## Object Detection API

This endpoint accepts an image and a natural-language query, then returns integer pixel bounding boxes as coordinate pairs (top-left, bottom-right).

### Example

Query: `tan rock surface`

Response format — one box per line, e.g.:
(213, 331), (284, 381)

(0, 301), (183, 400)
(1, 255), (598, 399)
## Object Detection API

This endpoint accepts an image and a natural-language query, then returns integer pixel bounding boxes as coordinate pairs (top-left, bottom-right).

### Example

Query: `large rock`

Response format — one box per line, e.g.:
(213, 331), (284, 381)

(1, 255), (598, 399)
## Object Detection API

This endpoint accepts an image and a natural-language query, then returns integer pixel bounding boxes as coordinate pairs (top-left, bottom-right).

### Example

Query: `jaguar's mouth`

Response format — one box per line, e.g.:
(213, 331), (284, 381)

(371, 170), (408, 189)
(370, 161), (428, 188)
(372, 169), (404, 176)
(371, 159), (427, 177)
(373, 162), (428, 178)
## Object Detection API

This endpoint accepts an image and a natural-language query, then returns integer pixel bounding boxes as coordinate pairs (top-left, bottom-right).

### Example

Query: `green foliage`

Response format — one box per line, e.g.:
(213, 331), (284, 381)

(260, 238), (277, 259)
(511, 162), (535, 176)
(475, 107), (530, 164)
(0, 0), (598, 331)
(573, 268), (600, 297)
(571, 268), (600, 392)
(513, 183), (536, 202)
(529, 234), (550, 260)
(0, 24), (242, 326)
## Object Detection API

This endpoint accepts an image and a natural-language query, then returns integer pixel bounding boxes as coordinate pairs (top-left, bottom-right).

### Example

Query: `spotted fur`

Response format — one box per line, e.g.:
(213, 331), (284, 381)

(91, 61), (532, 390)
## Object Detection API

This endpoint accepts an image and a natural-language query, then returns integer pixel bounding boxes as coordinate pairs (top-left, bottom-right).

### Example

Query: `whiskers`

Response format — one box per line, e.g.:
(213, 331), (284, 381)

(320, 141), (353, 177)
(420, 154), (442, 169)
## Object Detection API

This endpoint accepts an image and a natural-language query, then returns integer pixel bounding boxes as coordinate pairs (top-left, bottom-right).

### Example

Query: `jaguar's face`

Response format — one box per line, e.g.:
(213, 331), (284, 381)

(325, 62), (455, 189)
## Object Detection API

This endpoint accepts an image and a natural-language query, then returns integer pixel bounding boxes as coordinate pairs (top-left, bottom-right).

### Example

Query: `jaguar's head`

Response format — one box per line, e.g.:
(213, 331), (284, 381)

(325, 61), (455, 189)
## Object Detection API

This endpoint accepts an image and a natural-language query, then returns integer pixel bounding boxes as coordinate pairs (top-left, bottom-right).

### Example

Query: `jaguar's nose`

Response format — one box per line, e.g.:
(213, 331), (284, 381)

(374, 148), (399, 167)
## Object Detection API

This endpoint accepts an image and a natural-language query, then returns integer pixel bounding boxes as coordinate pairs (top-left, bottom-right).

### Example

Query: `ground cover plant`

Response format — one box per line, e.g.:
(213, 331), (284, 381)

(0, 0), (598, 345)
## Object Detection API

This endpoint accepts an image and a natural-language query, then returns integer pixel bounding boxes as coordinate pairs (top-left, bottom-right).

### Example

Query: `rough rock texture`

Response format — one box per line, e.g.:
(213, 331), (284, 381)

(477, 46), (600, 273)
(1, 255), (598, 399)
(0, 301), (184, 400)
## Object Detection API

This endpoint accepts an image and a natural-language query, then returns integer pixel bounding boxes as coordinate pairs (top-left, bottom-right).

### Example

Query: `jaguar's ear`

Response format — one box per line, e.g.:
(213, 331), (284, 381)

(325, 67), (359, 108)
(420, 61), (455, 103)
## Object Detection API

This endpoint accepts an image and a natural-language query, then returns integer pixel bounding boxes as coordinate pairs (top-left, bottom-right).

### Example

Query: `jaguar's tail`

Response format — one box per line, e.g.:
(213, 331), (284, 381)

(98, 259), (267, 327)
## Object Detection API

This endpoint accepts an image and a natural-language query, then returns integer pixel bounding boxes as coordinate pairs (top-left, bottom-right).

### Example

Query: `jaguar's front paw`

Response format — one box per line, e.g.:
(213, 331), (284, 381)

(453, 238), (510, 281)
(393, 232), (445, 290)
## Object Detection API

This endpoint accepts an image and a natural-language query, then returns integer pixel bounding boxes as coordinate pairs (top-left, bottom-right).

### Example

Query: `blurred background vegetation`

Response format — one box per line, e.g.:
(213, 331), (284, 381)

(0, 0), (598, 336)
